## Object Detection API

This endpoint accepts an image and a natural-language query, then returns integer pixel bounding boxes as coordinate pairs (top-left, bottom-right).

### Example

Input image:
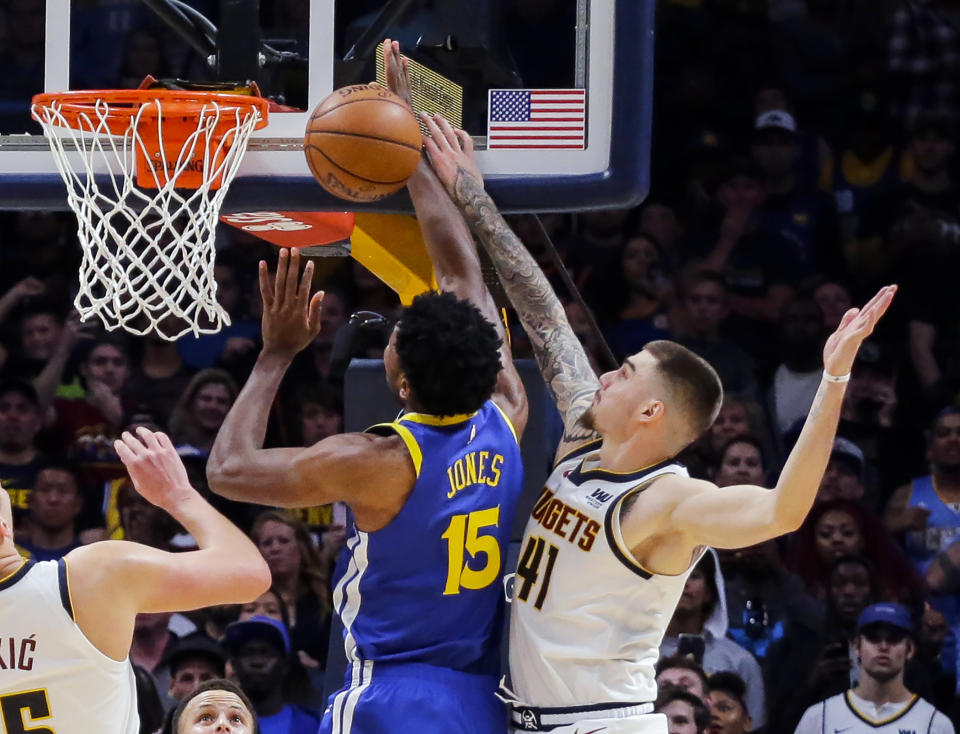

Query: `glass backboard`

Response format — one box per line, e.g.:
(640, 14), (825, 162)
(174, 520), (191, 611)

(0, 0), (653, 212)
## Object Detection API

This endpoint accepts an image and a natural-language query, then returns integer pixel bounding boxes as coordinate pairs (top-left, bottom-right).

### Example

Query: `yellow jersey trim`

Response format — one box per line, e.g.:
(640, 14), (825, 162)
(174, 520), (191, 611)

(573, 453), (674, 479)
(61, 556), (75, 619)
(553, 438), (604, 468)
(398, 411), (477, 427)
(0, 558), (28, 584)
(841, 147), (894, 188)
(843, 690), (919, 726)
(490, 401), (519, 445)
(369, 422), (423, 477)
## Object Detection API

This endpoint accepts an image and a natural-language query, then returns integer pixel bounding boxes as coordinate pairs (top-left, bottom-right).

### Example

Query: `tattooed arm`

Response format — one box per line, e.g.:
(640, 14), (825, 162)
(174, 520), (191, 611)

(421, 114), (600, 461)
(384, 40), (527, 436)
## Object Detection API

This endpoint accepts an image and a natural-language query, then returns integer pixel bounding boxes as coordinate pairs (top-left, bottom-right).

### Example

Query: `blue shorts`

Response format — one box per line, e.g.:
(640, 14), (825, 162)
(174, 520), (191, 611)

(319, 661), (507, 734)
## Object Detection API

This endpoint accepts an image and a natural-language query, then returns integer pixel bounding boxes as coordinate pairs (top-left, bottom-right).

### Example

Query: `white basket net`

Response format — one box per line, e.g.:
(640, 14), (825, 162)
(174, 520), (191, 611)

(31, 95), (264, 341)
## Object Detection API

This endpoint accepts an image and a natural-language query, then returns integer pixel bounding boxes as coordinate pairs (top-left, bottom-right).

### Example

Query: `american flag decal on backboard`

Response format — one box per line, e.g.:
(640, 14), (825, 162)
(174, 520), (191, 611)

(487, 89), (586, 150)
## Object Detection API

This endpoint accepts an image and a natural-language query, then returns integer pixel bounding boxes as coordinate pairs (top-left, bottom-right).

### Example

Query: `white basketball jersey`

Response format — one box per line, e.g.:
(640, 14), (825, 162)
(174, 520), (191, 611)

(795, 691), (954, 734)
(508, 441), (699, 708)
(0, 558), (139, 734)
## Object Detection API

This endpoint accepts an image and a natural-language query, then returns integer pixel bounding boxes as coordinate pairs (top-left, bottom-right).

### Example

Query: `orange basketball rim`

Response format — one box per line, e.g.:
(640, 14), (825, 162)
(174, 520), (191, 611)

(32, 89), (270, 189)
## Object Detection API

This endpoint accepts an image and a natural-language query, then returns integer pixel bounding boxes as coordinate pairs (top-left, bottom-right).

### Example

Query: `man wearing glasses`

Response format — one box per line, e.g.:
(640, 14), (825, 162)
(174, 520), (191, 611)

(794, 603), (954, 734)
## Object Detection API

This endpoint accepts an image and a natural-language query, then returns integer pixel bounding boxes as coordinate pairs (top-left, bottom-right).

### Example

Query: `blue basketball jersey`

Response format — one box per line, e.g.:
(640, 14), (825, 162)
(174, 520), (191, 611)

(332, 400), (523, 675)
(904, 475), (960, 631)
(904, 475), (960, 572)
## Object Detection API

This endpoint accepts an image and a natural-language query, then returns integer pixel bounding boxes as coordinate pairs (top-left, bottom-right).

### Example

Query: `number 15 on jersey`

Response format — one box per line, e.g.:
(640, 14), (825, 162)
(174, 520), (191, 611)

(442, 506), (502, 595)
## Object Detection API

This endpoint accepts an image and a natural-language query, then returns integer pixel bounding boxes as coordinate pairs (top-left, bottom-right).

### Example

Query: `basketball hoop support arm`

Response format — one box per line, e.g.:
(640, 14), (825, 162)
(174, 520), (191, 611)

(217, 0), (261, 82)
(138, 0), (215, 58)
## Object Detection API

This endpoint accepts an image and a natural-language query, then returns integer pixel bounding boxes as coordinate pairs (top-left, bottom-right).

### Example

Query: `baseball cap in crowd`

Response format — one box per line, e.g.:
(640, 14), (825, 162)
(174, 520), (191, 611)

(162, 632), (227, 677)
(855, 602), (913, 635)
(221, 615), (291, 656)
(831, 437), (865, 475)
(754, 110), (798, 136)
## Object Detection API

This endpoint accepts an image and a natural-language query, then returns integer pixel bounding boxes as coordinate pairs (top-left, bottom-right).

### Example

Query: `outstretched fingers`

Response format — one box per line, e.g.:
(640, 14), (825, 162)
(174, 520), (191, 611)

(115, 430), (145, 462)
(274, 249), (290, 303)
(136, 425), (163, 451)
(860, 285), (897, 317)
(298, 258), (315, 308)
(420, 114), (447, 168)
(284, 248), (301, 305)
(419, 112), (441, 145)
(309, 290), (325, 331)
(432, 114), (461, 148)
(455, 129), (474, 154)
(837, 307), (860, 332)
(156, 431), (175, 451)
(420, 112), (457, 151)
(258, 261), (274, 310)
(382, 38), (415, 109)
(854, 285), (897, 331)
(114, 439), (134, 465)
(113, 437), (134, 464)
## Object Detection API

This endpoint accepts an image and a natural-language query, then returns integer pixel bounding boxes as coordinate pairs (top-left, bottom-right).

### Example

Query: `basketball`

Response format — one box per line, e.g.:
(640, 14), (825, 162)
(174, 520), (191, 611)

(304, 84), (422, 203)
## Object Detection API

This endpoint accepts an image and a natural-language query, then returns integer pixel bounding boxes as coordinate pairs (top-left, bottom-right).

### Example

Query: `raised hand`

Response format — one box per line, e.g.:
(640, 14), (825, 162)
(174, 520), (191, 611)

(420, 113), (482, 198)
(10, 276), (45, 301)
(259, 248), (325, 359)
(114, 427), (193, 510)
(382, 38), (412, 108)
(63, 311), (96, 344)
(86, 378), (123, 426)
(823, 285), (897, 378)
(719, 204), (752, 243)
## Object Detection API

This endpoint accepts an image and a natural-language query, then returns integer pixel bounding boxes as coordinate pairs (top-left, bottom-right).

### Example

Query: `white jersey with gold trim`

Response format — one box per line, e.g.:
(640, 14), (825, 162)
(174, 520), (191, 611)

(0, 558), (139, 734)
(508, 440), (699, 708)
(795, 690), (954, 734)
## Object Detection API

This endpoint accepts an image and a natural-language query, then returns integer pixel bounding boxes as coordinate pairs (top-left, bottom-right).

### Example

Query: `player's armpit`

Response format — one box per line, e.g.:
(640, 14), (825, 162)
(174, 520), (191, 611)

(207, 431), (416, 510)
(658, 475), (792, 550)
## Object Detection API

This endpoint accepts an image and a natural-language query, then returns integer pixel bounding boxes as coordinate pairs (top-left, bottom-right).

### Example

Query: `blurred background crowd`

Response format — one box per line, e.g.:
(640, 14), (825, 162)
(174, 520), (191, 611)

(1, 0), (960, 732)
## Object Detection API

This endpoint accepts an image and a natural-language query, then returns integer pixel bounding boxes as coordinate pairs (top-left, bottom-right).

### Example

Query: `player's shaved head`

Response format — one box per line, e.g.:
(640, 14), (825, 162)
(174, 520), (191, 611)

(644, 341), (723, 450)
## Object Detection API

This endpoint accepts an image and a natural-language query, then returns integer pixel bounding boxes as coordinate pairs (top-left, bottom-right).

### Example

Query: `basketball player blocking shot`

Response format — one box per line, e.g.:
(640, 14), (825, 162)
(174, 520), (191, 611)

(207, 40), (528, 734)
(421, 113), (896, 734)
(0, 427), (270, 734)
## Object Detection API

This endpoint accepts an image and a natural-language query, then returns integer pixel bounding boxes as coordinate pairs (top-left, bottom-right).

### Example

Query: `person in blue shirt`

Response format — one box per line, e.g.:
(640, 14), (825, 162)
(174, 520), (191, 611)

(207, 41), (528, 734)
(222, 616), (320, 734)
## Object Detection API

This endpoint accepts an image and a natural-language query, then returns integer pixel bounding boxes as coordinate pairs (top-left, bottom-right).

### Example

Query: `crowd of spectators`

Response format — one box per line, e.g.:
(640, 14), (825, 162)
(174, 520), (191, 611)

(644, 0), (960, 730)
(1, 0), (960, 731)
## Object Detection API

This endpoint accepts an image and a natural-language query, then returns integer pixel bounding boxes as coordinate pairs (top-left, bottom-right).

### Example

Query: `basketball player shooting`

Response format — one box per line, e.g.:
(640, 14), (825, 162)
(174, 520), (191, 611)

(421, 113), (896, 734)
(207, 40), (528, 734)
(0, 427), (270, 734)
